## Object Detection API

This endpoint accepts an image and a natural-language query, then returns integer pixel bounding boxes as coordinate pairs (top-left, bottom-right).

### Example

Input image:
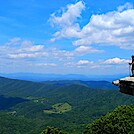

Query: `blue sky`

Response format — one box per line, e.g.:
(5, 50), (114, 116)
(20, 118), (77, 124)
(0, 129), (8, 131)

(0, 0), (134, 75)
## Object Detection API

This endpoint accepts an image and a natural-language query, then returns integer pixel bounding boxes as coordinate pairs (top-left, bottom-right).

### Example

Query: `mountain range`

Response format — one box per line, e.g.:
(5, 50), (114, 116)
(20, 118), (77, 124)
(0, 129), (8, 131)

(0, 76), (133, 134)
(0, 73), (128, 82)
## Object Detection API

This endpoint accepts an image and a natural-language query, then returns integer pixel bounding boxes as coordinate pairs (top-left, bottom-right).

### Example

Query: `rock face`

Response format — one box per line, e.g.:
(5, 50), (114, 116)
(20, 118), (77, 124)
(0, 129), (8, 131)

(112, 76), (134, 96)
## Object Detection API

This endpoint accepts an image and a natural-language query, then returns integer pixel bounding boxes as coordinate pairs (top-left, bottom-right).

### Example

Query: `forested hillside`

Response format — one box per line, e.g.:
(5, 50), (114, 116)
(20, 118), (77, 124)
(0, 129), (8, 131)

(84, 105), (134, 134)
(43, 80), (117, 90)
(0, 76), (134, 134)
(40, 106), (134, 134)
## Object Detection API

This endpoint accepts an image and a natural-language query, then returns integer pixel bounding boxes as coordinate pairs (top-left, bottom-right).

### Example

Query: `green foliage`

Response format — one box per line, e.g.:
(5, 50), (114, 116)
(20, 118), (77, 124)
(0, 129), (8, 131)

(43, 80), (117, 90)
(0, 77), (134, 134)
(0, 77), (59, 98)
(84, 105), (134, 134)
(0, 95), (28, 110)
(0, 112), (38, 134)
(40, 126), (67, 134)
(44, 103), (72, 114)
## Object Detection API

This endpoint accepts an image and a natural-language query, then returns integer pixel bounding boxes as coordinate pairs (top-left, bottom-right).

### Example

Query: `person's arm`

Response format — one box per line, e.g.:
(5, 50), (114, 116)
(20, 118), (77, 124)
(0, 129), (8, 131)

(129, 61), (134, 65)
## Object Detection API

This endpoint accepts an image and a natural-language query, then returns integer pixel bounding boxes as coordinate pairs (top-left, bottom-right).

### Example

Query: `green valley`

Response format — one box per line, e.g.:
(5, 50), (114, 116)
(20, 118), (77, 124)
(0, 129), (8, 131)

(0, 76), (134, 134)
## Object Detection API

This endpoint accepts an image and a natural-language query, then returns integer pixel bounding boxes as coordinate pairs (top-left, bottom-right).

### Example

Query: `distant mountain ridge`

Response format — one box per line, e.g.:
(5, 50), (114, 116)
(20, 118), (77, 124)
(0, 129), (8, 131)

(43, 80), (117, 90)
(0, 73), (127, 82)
(0, 76), (117, 94)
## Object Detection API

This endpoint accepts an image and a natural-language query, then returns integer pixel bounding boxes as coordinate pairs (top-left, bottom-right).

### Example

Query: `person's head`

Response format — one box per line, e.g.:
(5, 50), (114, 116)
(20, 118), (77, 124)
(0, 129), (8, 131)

(132, 55), (134, 60)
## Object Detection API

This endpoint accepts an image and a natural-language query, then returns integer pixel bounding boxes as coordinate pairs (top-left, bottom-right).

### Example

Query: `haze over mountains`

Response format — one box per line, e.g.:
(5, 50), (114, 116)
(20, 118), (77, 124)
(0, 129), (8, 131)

(0, 72), (127, 82)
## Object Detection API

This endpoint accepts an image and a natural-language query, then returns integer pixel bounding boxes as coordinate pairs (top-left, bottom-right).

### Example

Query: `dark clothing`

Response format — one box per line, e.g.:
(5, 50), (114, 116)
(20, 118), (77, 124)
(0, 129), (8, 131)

(132, 65), (134, 70)
(131, 58), (134, 75)
(132, 59), (134, 70)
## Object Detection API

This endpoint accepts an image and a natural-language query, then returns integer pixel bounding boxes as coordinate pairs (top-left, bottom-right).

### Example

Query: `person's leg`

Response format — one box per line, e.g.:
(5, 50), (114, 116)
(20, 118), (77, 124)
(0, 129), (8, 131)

(130, 68), (134, 76)
(132, 70), (134, 75)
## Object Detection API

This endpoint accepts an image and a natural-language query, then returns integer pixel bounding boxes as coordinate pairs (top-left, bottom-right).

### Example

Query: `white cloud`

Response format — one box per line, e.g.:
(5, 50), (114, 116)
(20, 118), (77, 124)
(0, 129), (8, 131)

(50, 2), (134, 50)
(19, 40), (44, 52)
(0, 38), (74, 62)
(103, 57), (130, 64)
(36, 63), (57, 67)
(64, 57), (130, 73)
(8, 52), (48, 59)
(74, 46), (103, 55)
(9, 53), (36, 58)
(21, 45), (44, 52)
(74, 6), (134, 49)
(49, 1), (85, 27)
(6, 38), (21, 46)
(77, 60), (93, 65)
(52, 24), (80, 41)
(49, 1), (85, 40)
(0, 38), (47, 59)
(117, 2), (133, 12)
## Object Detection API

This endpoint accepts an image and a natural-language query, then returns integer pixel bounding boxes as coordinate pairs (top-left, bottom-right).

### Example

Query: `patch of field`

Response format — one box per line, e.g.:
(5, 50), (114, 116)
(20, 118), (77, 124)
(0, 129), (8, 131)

(27, 96), (47, 103)
(44, 103), (72, 114)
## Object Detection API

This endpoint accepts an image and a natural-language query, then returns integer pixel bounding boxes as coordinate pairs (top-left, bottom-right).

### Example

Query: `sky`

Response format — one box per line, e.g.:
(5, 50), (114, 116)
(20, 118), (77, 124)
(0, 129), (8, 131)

(0, 0), (134, 75)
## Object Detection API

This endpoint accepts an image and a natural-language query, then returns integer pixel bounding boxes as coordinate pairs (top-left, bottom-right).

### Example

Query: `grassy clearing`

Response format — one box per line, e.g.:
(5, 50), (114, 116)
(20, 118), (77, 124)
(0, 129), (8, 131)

(44, 103), (72, 114)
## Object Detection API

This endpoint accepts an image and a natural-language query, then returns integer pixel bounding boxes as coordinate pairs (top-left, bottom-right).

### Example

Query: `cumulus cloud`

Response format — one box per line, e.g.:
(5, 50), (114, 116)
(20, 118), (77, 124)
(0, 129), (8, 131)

(6, 38), (21, 46)
(51, 24), (80, 41)
(117, 2), (133, 12)
(36, 63), (57, 67)
(0, 38), (47, 59)
(49, 1), (85, 27)
(49, 1), (85, 41)
(103, 57), (130, 64)
(50, 2), (134, 50)
(74, 46), (103, 55)
(77, 60), (93, 65)
(9, 53), (36, 58)
(74, 5), (134, 49)
(21, 45), (44, 52)
(0, 38), (74, 64)
(8, 52), (48, 59)
(64, 57), (130, 72)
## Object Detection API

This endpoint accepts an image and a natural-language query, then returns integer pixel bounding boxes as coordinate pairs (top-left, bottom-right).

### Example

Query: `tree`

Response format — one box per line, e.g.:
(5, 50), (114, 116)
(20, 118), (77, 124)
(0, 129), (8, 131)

(40, 126), (68, 134)
(83, 105), (134, 134)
